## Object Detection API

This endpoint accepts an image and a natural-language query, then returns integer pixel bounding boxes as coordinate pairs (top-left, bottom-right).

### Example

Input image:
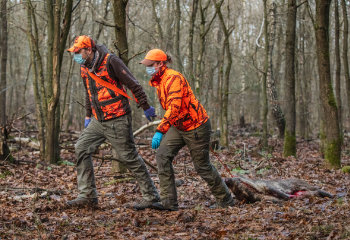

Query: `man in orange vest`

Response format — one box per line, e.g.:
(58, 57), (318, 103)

(140, 49), (235, 210)
(66, 36), (161, 210)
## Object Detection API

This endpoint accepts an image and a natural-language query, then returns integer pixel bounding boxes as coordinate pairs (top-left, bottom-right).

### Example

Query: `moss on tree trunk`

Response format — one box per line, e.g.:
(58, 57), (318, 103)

(283, 130), (296, 157)
(324, 138), (341, 168)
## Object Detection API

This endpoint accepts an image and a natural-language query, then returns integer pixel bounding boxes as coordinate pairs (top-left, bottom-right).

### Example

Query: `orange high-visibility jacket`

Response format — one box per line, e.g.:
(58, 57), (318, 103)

(150, 67), (209, 134)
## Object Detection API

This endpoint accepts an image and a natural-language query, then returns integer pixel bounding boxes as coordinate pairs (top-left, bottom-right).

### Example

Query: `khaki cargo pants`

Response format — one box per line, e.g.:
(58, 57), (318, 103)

(156, 120), (233, 207)
(75, 114), (159, 202)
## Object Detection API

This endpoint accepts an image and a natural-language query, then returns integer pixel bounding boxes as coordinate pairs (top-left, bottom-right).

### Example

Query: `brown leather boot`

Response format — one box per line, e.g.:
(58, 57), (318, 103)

(133, 199), (164, 211)
(66, 197), (98, 209)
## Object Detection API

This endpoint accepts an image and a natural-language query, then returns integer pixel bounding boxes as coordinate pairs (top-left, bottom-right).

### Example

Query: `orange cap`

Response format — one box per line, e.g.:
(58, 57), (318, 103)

(140, 49), (167, 65)
(67, 35), (95, 53)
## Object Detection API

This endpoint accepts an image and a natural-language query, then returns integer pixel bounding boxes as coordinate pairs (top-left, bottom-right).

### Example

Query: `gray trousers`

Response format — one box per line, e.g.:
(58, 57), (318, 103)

(156, 120), (233, 206)
(75, 114), (159, 202)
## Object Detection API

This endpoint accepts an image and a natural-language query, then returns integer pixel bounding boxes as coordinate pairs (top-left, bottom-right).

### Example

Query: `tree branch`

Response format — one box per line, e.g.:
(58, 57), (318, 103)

(72, 0), (81, 12)
(203, 9), (218, 37)
(128, 50), (146, 63)
(297, 0), (308, 9)
(306, 0), (315, 27)
(95, 19), (120, 29)
(86, 1), (121, 29)
(126, 13), (158, 43)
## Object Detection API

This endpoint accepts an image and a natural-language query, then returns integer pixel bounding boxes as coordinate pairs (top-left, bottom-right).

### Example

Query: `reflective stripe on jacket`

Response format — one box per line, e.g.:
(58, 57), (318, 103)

(150, 67), (209, 133)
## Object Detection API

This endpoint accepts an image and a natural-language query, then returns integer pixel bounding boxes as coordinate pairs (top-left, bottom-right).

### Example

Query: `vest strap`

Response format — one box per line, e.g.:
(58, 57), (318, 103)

(87, 71), (136, 102)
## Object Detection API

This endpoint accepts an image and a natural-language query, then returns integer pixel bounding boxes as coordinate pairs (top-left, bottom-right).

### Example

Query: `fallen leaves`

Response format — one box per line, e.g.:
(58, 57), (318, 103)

(1, 126), (350, 239)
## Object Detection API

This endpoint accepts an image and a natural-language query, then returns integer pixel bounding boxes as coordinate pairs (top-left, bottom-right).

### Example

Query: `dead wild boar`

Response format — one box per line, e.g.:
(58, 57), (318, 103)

(225, 177), (333, 203)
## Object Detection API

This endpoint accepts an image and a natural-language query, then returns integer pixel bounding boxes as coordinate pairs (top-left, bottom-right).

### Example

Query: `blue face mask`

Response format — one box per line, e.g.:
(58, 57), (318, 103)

(146, 66), (157, 76)
(73, 53), (86, 65)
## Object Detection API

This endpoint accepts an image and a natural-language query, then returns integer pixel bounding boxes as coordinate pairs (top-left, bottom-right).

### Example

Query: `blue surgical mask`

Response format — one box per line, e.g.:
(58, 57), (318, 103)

(146, 66), (157, 76)
(74, 53), (86, 65)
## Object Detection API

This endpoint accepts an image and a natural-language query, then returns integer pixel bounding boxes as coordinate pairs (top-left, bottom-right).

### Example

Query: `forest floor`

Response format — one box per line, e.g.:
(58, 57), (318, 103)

(1, 123), (350, 240)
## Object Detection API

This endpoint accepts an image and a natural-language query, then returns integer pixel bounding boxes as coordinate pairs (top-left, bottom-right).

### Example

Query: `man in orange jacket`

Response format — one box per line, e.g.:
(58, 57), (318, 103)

(66, 36), (162, 210)
(140, 49), (235, 210)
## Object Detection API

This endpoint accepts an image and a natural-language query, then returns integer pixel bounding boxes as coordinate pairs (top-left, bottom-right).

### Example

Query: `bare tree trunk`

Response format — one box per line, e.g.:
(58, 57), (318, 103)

(268, 2), (285, 138)
(112, 0), (130, 173)
(206, 64), (216, 114)
(164, 0), (174, 51)
(213, 27), (224, 131)
(195, 0), (217, 99)
(239, 1), (248, 128)
(151, 0), (164, 49)
(213, 0), (232, 147)
(0, 0), (10, 161)
(45, 0), (73, 163)
(25, 0), (73, 163)
(46, 0), (60, 116)
(7, 56), (13, 116)
(65, 77), (76, 132)
(341, 0), (350, 126)
(112, 0), (129, 65)
(96, 0), (110, 41)
(297, 6), (310, 140)
(273, 4), (284, 95)
(26, 0), (46, 159)
(315, 0), (341, 168)
(0, 0), (7, 127)
(262, 0), (269, 149)
(187, 0), (198, 86)
(45, 0), (62, 163)
(22, 62), (32, 113)
(217, 44), (224, 135)
(0, 126), (10, 161)
(195, 0), (207, 98)
(255, 71), (262, 124)
(283, 0), (297, 157)
(174, 0), (183, 72)
(61, 56), (74, 130)
(334, 0), (342, 134)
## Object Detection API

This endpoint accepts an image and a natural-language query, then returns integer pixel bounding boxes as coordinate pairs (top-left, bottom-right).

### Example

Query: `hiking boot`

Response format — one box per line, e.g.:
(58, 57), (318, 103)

(150, 198), (179, 211)
(153, 202), (179, 211)
(133, 199), (164, 211)
(66, 197), (98, 209)
(209, 198), (235, 209)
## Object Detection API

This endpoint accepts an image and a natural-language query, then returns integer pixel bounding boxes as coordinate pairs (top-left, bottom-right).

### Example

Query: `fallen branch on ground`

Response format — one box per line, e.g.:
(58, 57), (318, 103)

(133, 120), (161, 136)
(12, 137), (40, 150)
(0, 186), (64, 195)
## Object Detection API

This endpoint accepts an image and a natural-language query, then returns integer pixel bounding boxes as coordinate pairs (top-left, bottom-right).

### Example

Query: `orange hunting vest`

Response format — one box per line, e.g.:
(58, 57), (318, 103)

(81, 53), (130, 121)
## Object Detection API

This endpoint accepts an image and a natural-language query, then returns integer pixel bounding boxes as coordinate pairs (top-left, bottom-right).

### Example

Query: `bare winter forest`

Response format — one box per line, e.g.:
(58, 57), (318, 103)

(1, 0), (350, 239)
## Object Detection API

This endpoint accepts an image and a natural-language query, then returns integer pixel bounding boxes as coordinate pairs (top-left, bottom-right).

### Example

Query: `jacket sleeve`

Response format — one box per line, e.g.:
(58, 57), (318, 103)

(108, 55), (150, 110)
(81, 69), (92, 118)
(156, 75), (183, 134)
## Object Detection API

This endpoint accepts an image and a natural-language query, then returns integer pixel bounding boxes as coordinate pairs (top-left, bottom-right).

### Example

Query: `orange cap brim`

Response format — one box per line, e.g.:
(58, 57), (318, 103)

(67, 46), (80, 52)
(140, 59), (156, 66)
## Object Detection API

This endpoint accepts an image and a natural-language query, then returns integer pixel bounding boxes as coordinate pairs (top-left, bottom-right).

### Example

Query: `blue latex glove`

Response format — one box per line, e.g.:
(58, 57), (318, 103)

(152, 132), (163, 149)
(84, 118), (91, 128)
(144, 106), (156, 121)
